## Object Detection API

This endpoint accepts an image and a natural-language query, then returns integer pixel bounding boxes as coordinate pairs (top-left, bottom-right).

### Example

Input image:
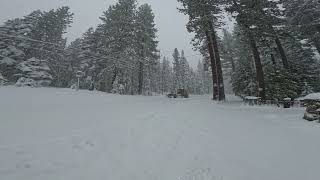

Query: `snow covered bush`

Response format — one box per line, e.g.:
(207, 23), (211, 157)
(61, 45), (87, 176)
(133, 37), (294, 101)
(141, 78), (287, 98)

(111, 76), (125, 94)
(0, 56), (19, 83)
(15, 77), (37, 87)
(302, 93), (320, 121)
(15, 57), (53, 87)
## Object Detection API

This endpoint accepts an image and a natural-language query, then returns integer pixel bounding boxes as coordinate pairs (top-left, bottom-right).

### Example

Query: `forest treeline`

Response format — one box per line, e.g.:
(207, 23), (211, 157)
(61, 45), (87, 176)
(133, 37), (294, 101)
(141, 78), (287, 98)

(179, 0), (320, 101)
(1, 0), (320, 100)
(0, 0), (211, 95)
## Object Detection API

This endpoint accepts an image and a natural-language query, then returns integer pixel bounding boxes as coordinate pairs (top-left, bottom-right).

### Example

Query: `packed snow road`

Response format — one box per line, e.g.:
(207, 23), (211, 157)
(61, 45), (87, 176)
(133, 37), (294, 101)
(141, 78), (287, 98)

(0, 87), (320, 180)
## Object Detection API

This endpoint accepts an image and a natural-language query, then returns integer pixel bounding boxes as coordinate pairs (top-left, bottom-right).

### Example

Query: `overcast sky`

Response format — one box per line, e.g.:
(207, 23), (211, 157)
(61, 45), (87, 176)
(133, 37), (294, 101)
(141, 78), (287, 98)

(0, 0), (216, 68)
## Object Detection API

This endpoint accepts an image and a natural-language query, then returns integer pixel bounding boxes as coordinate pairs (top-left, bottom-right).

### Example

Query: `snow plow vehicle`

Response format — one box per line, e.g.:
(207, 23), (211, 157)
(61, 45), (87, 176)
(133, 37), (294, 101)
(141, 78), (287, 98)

(167, 89), (189, 98)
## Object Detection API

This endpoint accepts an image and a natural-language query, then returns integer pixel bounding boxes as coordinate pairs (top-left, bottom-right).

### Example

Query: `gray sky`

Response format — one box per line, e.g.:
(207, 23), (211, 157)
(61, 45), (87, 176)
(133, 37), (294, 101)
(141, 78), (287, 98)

(0, 0), (203, 67)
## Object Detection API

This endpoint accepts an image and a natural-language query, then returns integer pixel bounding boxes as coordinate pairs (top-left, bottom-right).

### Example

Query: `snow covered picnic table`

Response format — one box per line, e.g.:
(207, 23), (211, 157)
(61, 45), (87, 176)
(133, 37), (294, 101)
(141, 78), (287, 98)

(0, 87), (320, 180)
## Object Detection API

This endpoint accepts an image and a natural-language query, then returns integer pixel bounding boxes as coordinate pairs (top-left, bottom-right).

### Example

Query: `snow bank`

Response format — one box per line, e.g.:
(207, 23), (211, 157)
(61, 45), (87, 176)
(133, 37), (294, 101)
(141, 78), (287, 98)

(0, 87), (319, 180)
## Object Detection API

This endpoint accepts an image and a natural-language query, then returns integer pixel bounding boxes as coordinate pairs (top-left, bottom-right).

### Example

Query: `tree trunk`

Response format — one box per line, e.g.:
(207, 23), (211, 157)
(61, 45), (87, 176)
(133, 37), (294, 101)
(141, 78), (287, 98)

(274, 36), (289, 69)
(246, 28), (266, 100)
(313, 39), (320, 55)
(111, 68), (118, 90)
(230, 57), (236, 72)
(209, 22), (225, 101)
(205, 30), (218, 100)
(138, 61), (143, 95)
(316, 25), (320, 34)
(271, 53), (276, 66)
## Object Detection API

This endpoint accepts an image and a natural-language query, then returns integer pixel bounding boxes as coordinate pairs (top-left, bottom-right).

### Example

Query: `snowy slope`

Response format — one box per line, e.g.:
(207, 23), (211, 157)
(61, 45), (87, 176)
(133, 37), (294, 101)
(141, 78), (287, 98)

(0, 87), (319, 180)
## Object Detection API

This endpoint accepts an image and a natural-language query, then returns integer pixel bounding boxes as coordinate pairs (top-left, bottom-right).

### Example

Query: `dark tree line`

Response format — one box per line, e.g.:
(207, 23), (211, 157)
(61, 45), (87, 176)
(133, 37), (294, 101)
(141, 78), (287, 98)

(1, 0), (319, 100)
(178, 0), (320, 101)
(0, 0), (212, 96)
(0, 1), (160, 95)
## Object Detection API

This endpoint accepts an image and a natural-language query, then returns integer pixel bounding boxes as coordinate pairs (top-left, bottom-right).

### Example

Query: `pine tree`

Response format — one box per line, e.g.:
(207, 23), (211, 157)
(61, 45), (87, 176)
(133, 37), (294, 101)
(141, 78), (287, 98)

(284, 0), (320, 54)
(100, 0), (138, 91)
(74, 28), (101, 90)
(180, 50), (190, 89)
(224, 5), (320, 99)
(0, 17), (32, 82)
(64, 38), (83, 88)
(172, 48), (181, 89)
(221, 29), (236, 73)
(178, 0), (226, 101)
(264, 61), (300, 100)
(30, 7), (73, 87)
(15, 57), (53, 87)
(231, 26), (258, 97)
(136, 4), (159, 95)
(226, 0), (267, 100)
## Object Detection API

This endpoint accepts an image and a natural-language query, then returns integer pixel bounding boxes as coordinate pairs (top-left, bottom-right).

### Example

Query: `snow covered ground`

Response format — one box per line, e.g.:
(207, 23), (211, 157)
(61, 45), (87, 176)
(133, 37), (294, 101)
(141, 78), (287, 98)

(0, 87), (320, 180)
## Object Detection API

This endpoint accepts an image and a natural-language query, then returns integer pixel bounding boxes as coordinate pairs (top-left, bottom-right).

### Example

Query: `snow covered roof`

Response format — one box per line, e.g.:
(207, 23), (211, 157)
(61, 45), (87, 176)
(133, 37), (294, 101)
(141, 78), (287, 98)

(300, 93), (320, 101)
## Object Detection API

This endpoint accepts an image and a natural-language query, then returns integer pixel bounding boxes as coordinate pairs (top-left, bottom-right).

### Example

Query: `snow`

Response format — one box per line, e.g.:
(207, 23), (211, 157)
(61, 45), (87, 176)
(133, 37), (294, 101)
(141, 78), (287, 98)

(0, 57), (16, 65)
(0, 87), (320, 180)
(244, 96), (259, 100)
(301, 93), (320, 100)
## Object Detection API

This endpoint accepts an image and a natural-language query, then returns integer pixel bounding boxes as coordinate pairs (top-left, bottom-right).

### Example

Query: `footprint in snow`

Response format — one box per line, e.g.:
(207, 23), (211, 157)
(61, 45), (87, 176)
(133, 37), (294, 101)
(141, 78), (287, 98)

(24, 164), (31, 169)
(72, 140), (95, 151)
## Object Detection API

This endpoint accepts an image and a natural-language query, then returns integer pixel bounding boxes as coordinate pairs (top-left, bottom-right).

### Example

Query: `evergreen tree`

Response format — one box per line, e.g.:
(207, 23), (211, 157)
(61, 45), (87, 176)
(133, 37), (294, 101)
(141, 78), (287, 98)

(284, 0), (320, 54)
(0, 17), (32, 82)
(226, 0), (267, 99)
(29, 7), (73, 87)
(221, 29), (236, 73)
(160, 57), (172, 94)
(136, 4), (159, 95)
(231, 26), (258, 97)
(178, 0), (226, 100)
(99, 0), (138, 93)
(172, 48), (181, 89)
(180, 50), (190, 89)
(15, 57), (53, 87)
